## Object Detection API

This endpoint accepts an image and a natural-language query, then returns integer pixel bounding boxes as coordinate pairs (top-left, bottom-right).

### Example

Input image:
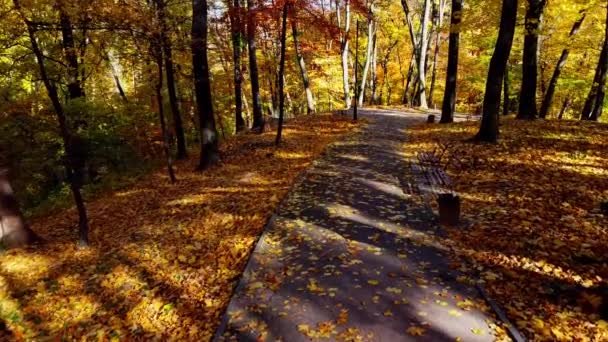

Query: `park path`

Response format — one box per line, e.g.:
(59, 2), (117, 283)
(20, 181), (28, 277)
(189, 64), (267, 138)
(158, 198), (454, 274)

(214, 109), (496, 341)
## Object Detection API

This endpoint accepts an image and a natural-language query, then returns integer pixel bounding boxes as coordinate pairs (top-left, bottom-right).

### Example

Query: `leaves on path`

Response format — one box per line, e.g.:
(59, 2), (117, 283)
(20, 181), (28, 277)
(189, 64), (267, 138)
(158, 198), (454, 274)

(0, 115), (357, 340)
(406, 118), (608, 340)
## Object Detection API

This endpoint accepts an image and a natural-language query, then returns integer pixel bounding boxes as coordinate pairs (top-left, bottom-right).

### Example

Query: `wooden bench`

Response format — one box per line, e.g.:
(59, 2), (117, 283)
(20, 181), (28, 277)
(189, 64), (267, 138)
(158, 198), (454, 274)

(417, 151), (460, 225)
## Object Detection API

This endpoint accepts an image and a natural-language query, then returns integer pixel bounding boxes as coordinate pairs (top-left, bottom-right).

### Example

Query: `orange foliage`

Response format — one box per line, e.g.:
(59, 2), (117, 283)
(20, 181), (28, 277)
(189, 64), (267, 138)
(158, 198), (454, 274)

(0, 114), (358, 340)
(405, 118), (608, 341)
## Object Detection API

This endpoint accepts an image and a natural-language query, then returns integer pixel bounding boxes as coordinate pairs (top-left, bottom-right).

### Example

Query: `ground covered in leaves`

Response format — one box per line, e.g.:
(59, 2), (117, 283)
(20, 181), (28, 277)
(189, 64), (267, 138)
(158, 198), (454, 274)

(0, 114), (358, 340)
(405, 117), (608, 341)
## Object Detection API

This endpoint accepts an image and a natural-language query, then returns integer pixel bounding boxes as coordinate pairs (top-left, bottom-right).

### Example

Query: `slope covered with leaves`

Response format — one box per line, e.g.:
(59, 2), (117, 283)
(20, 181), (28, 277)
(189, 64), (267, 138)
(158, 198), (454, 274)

(405, 118), (608, 341)
(0, 114), (358, 340)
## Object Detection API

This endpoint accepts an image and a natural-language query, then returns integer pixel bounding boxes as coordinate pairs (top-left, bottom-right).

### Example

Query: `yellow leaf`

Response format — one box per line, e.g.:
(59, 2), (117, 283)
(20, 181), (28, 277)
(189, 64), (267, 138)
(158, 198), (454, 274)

(367, 279), (379, 285)
(407, 326), (426, 336)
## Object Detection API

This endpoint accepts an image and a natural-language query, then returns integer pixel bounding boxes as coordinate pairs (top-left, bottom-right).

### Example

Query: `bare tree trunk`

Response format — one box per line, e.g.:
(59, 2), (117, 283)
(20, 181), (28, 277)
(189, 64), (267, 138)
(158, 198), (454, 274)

(357, 5), (375, 107)
(539, 11), (585, 118)
(107, 51), (128, 102)
(291, 7), (315, 114)
(156, 0), (188, 159)
(517, 0), (547, 120)
(276, 2), (289, 145)
(338, 0), (352, 109)
(558, 96), (570, 119)
(229, 0), (246, 131)
(370, 32), (379, 105)
(418, 0), (432, 109)
(476, 0), (518, 142)
(0, 167), (39, 248)
(429, 0), (446, 109)
(582, 4), (608, 121)
(59, 10), (85, 99)
(247, 0), (265, 131)
(16, 0), (90, 246)
(503, 62), (510, 115)
(192, 0), (220, 169)
(440, 0), (463, 123)
(154, 49), (177, 183)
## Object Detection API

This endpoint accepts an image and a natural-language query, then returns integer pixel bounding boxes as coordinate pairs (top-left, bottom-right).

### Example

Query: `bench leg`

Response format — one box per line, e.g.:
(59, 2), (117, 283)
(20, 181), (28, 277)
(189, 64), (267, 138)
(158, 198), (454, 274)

(437, 193), (460, 226)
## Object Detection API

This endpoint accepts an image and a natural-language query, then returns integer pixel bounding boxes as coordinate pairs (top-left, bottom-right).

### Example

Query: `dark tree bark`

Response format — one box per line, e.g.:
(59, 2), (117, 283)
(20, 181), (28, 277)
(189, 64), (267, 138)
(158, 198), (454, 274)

(16, 0), (91, 246)
(59, 11), (84, 99)
(247, 0), (265, 131)
(156, 0), (187, 159)
(403, 50), (416, 106)
(229, 0), (246, 131)
(275, 2), (289, 146)
(0, 166), (39, 248)
(192, 0), (220, 169)
(539, 11), (586, 118)
(517, 0), (547, 120)
(291, 7), (315, 114)
(503, 62), (510, 115)
(154, 48), (177, 183)
(476, 0), (518, 142)
(582, 4), (608, 121)
(440, 0), (463, 123)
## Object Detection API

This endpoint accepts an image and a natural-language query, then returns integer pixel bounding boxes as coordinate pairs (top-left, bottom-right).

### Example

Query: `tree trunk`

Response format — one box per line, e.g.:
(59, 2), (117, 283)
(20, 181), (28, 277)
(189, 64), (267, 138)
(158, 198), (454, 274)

(517, 0), (546, 120)
(229, 0), (246, 131)
(429, 0), (446, 109)
(291, 7), (315, 114)
(476, 0), (518, 142)
(107, 51), (128, 102)
(503, 62), (510, 115)
(440, 0), (463, 123)
(247, 0), (265, 131)
(154, 47), (177, 183)
(192, 0), (220, 169)
(59, 10), (84, 99)
(558, 96), (570, 119)
(582, 4), (608, 121)
(418, 0), (432, 109)
(357, 6), (375, 107)
(16, 0), (91, 246)
(338, 0), (352, 109)
(156, 0), (188, 159)
(370, 32), (379, 105)
(0, 167), (39, 248)
(403, 50), (416, 106)
(275, 2), (289, 145)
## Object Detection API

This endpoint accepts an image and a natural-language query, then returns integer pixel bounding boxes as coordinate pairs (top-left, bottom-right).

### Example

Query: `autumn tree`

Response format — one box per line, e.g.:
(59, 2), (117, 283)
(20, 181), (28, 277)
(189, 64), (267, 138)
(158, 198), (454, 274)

(338, 0), (352, 109)
(275, 1), (289, 145)
(417, 0), (431, 109)
(539, 10), (586, 119)
(247, 0), (265, 131)
(517, 0), (547, 120)
(581, 2), (608, 121)
(155, 0), (188, 159)
(440, 0), (463, 123)
(192, 0), (220, 169)
(13, 0), (91, 246)
(476, 0), (518, 142)
(228, 0), (246, 131)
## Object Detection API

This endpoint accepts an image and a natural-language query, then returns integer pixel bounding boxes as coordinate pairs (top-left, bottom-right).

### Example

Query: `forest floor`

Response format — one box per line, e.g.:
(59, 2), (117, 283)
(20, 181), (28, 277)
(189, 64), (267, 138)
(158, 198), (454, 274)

(0, 114), (357, 340)
(405, 116), (608, 341)
(216, 108), (505, 341)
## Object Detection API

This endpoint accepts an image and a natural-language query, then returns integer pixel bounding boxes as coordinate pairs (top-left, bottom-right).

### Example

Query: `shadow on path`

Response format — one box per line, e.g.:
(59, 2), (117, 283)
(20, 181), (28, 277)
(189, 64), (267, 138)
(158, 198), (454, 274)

(214, 109), (496, 341)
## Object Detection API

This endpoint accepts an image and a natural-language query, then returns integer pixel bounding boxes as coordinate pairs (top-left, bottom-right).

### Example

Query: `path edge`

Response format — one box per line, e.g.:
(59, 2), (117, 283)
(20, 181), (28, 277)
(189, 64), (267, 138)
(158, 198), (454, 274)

(211, 116), (366, 342)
